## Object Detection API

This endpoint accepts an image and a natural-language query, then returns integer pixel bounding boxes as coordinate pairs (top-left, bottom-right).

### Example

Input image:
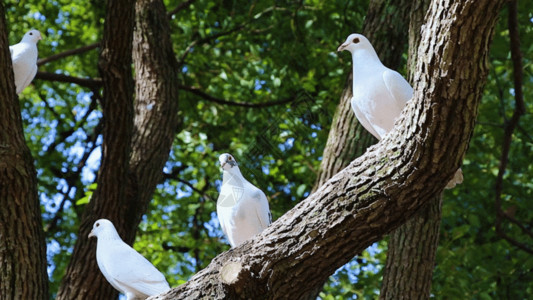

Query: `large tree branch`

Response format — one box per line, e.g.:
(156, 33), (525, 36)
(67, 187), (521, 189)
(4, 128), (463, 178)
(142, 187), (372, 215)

(494, 0), (533, 255)
(152, 0), (505, 298)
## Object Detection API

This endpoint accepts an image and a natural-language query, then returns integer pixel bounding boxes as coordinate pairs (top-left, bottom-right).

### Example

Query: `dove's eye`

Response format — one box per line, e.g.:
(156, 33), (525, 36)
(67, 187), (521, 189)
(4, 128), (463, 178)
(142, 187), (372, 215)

(29, 32), (33, 35)
(353, 37), (360, 44)
(228, 156), (233, 161)
(96, 223), (100, 227)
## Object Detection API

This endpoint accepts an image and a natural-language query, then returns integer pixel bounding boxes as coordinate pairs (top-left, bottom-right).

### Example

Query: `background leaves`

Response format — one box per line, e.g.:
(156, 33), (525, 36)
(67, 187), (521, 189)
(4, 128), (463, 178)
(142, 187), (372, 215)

(4, 0), (532, 298)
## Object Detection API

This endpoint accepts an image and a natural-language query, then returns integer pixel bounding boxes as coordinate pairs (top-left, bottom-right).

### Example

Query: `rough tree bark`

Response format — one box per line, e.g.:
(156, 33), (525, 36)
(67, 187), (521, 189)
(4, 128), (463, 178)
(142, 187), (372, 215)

(380, 1), (444, 299)
(57, 0), (181, 298)
(0, 3), (49, 299)
(56, 0), (136, 298)
(153, 0), (504, 298)
(128, 0), (181, 227)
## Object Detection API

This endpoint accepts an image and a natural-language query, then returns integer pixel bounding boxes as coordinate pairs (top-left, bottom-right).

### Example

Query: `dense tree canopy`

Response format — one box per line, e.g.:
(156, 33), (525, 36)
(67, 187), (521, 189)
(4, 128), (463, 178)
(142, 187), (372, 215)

(0, 0), (531, 299)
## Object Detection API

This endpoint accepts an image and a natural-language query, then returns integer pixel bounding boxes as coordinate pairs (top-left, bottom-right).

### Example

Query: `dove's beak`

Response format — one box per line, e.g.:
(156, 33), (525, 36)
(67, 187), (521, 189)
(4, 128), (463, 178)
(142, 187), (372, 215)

(88, 230), (95, 238)
(337, 42), (349, 52)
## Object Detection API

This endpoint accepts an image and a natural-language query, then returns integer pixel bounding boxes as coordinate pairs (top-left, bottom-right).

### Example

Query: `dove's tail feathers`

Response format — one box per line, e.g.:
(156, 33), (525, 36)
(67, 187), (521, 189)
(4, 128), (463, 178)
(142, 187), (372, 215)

(445, 168), (463, 189)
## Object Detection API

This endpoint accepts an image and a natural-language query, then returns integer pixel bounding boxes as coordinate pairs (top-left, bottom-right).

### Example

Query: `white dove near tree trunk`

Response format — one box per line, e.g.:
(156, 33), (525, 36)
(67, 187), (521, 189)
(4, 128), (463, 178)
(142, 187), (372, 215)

(216, 153), (272, 247)
(338, 33), (463, 189)
(9, 29), (41, 94)
(88, 219), (170, 300)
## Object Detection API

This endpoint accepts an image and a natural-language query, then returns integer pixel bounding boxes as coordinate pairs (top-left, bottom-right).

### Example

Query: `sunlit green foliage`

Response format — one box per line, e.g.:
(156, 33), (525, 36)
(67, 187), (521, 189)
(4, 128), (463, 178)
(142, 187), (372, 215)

(4, 0), (532, 298)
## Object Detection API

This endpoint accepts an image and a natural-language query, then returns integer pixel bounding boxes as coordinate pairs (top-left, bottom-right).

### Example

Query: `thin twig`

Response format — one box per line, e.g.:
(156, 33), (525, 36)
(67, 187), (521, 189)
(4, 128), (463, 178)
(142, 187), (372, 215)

(167, 0), (196, 19)
(35, 71), (103, 89)
(37, 42), (100, 66)
(178, 85), (298, 108)
(177, 6), (276, 66)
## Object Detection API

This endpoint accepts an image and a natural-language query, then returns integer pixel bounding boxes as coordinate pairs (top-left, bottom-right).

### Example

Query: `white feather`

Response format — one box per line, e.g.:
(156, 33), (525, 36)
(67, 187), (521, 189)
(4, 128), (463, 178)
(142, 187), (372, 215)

(89, 219), (170, 299)
(9, 29), (41, 94)
(216, 153), (272, 248)
(338, 33), (463, 188)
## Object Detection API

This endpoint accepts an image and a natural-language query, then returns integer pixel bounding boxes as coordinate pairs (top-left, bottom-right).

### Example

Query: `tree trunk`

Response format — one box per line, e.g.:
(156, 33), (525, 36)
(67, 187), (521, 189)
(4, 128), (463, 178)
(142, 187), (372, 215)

(57, 0), (181, 298)
(380, 1), (443, 299)
(128, 0), (181, 229)
(56, 0), (136, 298)
(0, 3), (49, 299)
(381, 195), (442, 299)
(153, 1), (504, 298)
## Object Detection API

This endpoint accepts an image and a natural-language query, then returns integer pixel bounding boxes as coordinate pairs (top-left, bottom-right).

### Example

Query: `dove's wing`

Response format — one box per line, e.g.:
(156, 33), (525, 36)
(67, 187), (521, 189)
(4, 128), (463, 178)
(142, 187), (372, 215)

(104, 241), (170, 297)
(382, 69), (413, 113)
(9, 45), (13, 56)
(351, 97), (382, 140)
(17, 64), (37, 94)
(216, 198), (230, 240)
(253, 189), (271, 230)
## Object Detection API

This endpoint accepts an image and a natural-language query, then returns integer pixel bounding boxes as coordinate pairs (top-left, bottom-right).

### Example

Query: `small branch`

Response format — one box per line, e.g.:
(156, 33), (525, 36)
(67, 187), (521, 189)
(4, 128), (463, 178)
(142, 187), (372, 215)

(38, 91), (64, 121)
(162, 242), (191, 253)
(494, 0), (532, 254)
(176, 177), (215, 202)
(177, 6), (276, 66)
(35, 71), (103, 89)
(37, 42), (100, 66)
(167, 0), (196, 19)
(178, 23), (247, 65)
(178, 85), (298, 108)
(44, 187), (72, 233)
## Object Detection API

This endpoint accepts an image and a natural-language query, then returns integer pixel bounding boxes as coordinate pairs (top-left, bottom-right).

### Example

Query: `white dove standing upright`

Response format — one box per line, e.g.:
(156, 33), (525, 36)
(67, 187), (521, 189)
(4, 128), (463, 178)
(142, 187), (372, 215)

(9, 29), (41, 94)
(338, 33), (463, 188)
(216, 153), (272, 247)
(88, 219), (170, 300)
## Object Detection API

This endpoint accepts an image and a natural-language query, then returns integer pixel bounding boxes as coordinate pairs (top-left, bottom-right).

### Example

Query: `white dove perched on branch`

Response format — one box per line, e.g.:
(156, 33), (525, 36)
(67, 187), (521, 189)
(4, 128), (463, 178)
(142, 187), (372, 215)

(338, 33), (463, 189)
(88, 219), (170, 300)
(9, 29), (41, 94)
(217, 153), (272, 247)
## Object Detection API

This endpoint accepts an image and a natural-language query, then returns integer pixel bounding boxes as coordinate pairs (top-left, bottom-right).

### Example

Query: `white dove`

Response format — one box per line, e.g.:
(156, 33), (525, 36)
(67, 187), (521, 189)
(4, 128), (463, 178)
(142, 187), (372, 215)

(9, 29), (42, 94)
(216, 153), (272, 247)
(338, 33), (463, 189)
(88, 219), (170, 300)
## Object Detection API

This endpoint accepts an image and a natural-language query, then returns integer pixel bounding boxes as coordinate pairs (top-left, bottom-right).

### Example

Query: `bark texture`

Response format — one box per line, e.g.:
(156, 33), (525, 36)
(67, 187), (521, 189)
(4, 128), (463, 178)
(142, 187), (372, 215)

(381, 195), (442, 299)
(128, 0), (181, 225)
(0, 3), (49, 299)
(57, 0), (181, 298)
(380, 1), (444, 299)
(153, 1), (504, 298)
(56, 0), (136, 298)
